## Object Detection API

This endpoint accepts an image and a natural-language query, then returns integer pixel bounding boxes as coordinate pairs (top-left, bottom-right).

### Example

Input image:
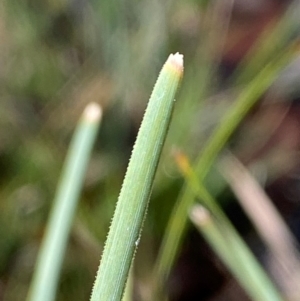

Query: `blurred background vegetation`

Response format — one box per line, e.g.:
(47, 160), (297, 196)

(1, 0), (300, 300)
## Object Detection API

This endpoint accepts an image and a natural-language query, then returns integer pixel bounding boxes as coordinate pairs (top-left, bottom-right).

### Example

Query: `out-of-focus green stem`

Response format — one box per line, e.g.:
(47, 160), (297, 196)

(26, 103), (102, 301)
(232, 0), (300, 85)
(90, 53), (183, 301)
(175, 152), (285, 301)
(190, 205), (284, 301)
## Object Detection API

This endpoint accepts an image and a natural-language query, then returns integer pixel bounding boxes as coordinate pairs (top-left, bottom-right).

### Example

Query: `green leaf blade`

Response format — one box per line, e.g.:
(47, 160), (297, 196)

(27, 103), (102, 301)
(91, 53), (184, 301)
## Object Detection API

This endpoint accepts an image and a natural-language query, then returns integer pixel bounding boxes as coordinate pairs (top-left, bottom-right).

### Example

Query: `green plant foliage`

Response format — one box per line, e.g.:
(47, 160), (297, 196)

(26, 103), (102, 301)
(2, 1), (300, 300)
(90, 53), (183, 301)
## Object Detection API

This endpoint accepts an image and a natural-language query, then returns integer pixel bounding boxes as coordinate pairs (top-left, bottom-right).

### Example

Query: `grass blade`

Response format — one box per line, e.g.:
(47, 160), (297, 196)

(175, 151), (285, 301)
(220, 153), (300, 299)
(190, 205), (283, 301)
(26, 103), (102, 301)
(90, 53), (184, 301)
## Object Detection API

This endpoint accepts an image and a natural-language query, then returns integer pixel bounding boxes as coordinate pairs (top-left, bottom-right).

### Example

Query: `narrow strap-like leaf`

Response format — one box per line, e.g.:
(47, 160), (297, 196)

(27, 103), (102, 301)
(91, 53), (183, 301)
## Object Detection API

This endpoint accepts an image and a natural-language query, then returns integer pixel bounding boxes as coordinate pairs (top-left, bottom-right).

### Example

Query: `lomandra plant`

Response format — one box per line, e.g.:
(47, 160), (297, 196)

(26, 52), (294, 301)
(90, 53), (183, 301)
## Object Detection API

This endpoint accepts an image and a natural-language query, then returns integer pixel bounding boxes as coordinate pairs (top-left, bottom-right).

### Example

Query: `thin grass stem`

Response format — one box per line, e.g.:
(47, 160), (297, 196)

(26, 103), (102, 301)
(221, 153), (300, 299)
(175, 151), (285, 301)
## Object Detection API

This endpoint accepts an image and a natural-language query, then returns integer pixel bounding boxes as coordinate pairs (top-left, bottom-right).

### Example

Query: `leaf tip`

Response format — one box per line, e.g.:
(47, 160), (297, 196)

(166, 52), (184, 74)
(84, 102), (102, 123)
(190, 205), (211, 226)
